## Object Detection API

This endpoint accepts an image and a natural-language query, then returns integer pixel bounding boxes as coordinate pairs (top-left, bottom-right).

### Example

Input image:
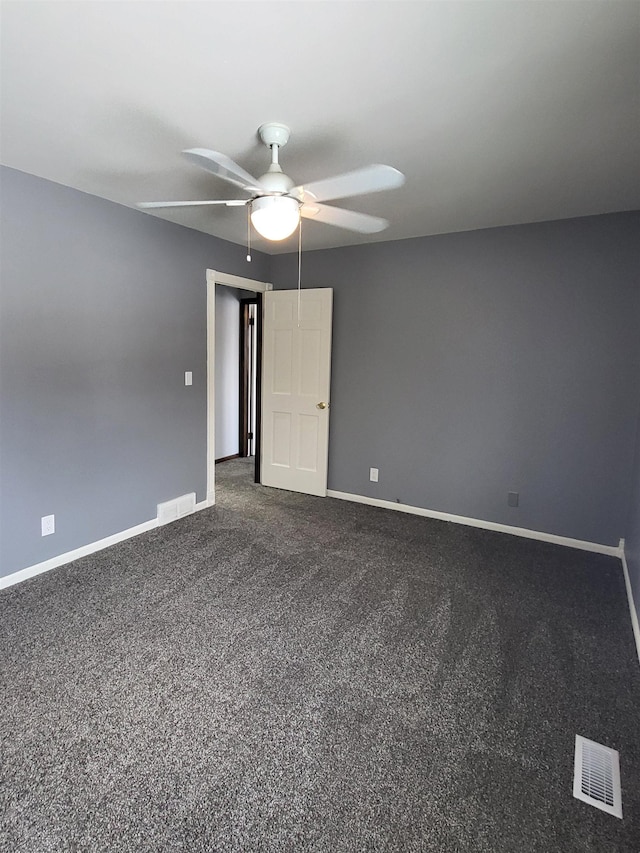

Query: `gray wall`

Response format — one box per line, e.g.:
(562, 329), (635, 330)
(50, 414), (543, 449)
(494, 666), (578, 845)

(624, 394), (640, 629)
(271, 212), (640, 547)
(0, 166), (268, 577)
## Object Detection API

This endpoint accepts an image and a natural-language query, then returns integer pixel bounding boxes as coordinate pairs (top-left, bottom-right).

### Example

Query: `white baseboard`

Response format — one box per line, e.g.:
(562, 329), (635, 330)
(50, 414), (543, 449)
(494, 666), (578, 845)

(620, 542), (640, 666)
(4, 486), (633, 666)
(0, 499), (212, 591)
(326, 489), (623, 557)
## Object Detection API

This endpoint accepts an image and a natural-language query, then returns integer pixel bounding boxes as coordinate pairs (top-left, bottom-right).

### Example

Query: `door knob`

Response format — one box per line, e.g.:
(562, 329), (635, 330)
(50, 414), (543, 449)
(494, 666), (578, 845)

(316, 401), (328, 410)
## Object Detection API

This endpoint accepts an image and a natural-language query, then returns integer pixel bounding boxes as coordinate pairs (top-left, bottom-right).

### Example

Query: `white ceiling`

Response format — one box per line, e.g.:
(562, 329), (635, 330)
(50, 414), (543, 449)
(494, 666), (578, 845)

(1, 1), (639, 254)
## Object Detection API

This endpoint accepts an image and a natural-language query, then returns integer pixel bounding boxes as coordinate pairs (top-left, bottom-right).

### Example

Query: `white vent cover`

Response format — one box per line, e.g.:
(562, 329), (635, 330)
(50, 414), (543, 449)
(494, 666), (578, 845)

(157, 492), (196, 526)
(573, 735), (622, 819)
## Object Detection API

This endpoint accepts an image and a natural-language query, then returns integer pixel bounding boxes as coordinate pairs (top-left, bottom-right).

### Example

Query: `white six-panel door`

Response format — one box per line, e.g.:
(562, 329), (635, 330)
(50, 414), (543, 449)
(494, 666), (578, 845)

(261, 288), (333, 497)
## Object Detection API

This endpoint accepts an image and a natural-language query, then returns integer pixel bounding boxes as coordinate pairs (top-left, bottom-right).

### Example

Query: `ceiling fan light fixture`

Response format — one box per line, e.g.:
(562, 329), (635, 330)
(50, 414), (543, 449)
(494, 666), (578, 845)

(139, 123), (404, 240)
(251, 195), (300, 241)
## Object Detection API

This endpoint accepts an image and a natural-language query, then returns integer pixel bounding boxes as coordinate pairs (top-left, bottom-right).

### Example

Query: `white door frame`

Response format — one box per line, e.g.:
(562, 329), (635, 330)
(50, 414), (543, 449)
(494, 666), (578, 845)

(206, 269), (272, 504)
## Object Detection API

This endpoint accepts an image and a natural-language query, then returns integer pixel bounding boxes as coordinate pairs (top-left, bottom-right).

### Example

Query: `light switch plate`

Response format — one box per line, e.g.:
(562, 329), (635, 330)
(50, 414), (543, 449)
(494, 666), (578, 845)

(185, 371), (192, 386)
(41, 514), (55, 536)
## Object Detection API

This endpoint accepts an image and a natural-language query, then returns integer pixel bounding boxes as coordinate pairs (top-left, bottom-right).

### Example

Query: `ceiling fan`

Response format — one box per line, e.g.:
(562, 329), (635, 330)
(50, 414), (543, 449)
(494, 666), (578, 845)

(138, 122), (405, 241)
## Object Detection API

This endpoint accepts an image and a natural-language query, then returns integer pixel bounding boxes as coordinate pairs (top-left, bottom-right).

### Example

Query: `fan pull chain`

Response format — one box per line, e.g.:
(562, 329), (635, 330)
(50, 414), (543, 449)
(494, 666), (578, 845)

(297, 215), (302, 328)
(246, 203), (252, 262)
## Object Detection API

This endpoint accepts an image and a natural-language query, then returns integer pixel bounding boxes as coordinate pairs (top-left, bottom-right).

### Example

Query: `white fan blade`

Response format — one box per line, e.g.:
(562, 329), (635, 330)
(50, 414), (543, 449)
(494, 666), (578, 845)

(138, 200), (248, 209)
(293, 164), (404, 204)
(182, 148), (265, 193)
(301, 203), (388, 233)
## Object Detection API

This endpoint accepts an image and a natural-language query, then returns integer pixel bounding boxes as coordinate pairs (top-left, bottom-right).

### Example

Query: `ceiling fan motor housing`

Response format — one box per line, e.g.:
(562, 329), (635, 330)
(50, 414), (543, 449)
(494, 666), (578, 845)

(257, 166), (296, 196)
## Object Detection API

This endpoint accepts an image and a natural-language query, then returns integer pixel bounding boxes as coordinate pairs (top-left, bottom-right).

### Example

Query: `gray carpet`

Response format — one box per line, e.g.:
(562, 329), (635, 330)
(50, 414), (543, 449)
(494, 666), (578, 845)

(1, 458), (639, 852)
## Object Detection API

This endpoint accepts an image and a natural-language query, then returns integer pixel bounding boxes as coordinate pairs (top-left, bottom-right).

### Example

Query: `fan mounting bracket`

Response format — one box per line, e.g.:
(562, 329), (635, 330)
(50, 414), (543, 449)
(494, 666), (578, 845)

(258, 122), (291, 149)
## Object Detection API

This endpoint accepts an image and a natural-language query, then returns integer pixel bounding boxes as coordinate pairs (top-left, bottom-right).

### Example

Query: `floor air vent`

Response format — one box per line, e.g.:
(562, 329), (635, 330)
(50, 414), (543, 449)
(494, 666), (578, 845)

(157, 493), (196, 526)
(573, 735), (622, 818)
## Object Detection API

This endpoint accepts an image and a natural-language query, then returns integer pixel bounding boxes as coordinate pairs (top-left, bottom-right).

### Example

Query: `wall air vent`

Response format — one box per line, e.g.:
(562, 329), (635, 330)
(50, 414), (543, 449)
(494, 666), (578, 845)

(157, 493), (196, 526)
(573, 735), (622, 819)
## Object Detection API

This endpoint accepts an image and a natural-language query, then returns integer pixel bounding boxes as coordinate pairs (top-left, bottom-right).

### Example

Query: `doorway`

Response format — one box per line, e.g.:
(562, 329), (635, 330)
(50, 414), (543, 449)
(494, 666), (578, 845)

(206, 271), (333, 506)
(213, 287), (259, 463)
(239, 297), (265, 486)
(206, 270), (270, 505)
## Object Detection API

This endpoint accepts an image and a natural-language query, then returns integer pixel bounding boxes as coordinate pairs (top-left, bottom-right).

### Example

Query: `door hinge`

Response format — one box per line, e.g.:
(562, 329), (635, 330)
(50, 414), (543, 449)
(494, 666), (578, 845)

(249, 317), (255, 326)
(248, 432), (254, 440)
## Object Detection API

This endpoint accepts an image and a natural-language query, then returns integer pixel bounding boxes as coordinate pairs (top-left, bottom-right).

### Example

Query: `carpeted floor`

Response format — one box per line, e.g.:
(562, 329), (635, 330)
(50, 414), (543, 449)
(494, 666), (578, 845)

(1, 458), (639, 852)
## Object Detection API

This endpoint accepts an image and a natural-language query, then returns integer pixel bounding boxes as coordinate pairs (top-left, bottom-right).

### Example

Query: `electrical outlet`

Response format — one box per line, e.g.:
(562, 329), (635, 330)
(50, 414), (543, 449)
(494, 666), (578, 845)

(370, 467), (379, 483)
(41, 514), (55, 536)
(508, 491), (519, 508)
